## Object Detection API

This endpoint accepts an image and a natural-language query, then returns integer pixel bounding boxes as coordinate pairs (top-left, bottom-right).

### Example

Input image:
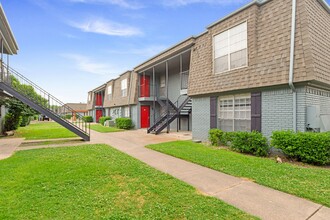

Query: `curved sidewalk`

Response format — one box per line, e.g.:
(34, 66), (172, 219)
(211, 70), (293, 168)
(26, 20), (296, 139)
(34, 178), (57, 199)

(90, 130), (330, 220)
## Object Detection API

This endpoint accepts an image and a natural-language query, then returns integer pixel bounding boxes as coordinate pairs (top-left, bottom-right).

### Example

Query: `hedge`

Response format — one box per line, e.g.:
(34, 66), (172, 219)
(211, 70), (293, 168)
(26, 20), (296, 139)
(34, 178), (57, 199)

(231, 131), (269, 157)
(99, 116), (111, 125)
(82, 116), (93, 123)
(271, 130), (330, 165)
(209, 129), (269, 157)
(115, 118), (133, 129)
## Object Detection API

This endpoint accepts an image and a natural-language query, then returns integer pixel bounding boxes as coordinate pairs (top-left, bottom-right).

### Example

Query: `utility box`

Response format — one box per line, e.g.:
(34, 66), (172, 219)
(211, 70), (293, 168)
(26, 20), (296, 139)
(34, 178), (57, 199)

(306, 105), (320, 130)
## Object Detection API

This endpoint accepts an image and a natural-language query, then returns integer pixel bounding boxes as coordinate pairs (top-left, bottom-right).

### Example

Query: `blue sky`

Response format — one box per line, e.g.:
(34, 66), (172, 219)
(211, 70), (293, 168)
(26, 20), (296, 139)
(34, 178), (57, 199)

(2, 0), (329, 103)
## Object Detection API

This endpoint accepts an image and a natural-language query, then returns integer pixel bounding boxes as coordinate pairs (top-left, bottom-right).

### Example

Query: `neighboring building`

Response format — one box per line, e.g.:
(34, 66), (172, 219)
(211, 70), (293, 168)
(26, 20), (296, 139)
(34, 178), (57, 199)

(103, 71), (138, 125)
(87, 71), (138, 125)
(188, 0), (330, 140)
(86, 84), (106, 122)
(62, 103), (87, 120)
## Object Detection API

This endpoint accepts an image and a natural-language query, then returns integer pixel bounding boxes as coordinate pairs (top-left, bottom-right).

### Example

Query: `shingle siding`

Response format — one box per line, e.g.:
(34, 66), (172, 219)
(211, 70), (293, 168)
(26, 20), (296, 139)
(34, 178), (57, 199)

(188, 0), (328, 97)
(192, 97), (210, 141)
(305, 0), (330, 85)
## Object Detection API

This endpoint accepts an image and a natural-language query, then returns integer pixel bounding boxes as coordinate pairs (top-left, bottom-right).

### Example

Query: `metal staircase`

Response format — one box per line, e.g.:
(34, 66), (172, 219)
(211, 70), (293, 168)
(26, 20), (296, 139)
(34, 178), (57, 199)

(147, 96), (191, 134)
(0, 63), (90, 141)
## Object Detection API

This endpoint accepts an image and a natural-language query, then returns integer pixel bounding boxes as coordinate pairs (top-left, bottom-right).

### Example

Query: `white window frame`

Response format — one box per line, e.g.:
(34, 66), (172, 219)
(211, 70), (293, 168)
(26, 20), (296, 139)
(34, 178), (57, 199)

(213, 21), (248, 74)
(218, 94), (251, 131)
(121, 79), (127, 97)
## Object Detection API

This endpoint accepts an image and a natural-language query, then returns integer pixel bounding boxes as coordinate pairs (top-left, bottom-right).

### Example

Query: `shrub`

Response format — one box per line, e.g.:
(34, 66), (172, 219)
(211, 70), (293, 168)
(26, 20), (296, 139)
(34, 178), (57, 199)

(82, 116), (93, 123)
(222, 131), (237, 146)
(115, 118), (132, 129)
(231, 131), (269, 157)
(65, 114), (72, 119)
(99, 116), (111, 125)
(4, 113), (22, 132)
(209, 129), (224, 146)
(271, 131), (330, 165)
(20, 116), (31, 127)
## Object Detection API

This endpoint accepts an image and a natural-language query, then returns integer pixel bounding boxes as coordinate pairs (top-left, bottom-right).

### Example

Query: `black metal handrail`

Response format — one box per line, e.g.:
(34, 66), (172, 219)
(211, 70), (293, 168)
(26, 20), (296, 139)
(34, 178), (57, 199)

(0, 62), (90, 135)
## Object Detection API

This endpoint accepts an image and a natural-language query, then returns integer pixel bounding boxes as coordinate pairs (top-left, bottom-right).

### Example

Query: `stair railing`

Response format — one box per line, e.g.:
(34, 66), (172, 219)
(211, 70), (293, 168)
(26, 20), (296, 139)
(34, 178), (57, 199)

(0, 62), (90, 136)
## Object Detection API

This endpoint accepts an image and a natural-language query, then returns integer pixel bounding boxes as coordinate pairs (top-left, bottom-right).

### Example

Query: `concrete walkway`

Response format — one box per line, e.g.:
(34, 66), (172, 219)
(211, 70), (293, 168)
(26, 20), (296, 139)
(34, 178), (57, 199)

(0, 138), (24, 160)
(1, 130), (329, 219)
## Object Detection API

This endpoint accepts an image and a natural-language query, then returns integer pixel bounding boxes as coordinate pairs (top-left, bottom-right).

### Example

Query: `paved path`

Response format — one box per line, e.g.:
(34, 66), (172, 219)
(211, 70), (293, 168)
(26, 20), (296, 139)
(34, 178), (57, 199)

(1, 130), (329, 220)
(0, 138), (24, 160)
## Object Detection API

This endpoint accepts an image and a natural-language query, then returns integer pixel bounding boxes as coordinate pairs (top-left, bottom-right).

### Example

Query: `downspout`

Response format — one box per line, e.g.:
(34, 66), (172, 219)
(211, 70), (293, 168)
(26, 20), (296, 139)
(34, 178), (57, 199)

(127, 71), (133, 118)
(289, 0), (297, 132)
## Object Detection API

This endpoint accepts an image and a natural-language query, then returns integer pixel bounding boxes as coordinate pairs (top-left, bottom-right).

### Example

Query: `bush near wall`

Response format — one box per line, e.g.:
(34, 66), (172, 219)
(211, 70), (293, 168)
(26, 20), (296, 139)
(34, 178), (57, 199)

(82, 116), (93, 123)
(115, 118), (132, 129)
(209, 129), (269, 157)
(271, 131), (330, 165)
(231, 131), (269, 157)
(99, 116), (111, 125)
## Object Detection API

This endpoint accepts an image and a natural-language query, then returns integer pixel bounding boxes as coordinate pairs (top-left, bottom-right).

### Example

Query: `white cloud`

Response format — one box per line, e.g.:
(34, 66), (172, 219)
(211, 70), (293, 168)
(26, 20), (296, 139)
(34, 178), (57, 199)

(162, 0), (248, 7)
(107, 45), (168, 57)
(68, 0), (144, 9)
(68, 18), (143, 37)
(61, 53), (120, 75)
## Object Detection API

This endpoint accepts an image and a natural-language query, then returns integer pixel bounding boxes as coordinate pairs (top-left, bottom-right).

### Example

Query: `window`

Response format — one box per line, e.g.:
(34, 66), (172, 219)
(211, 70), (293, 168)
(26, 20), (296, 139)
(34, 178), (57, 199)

(214, 22), (247, 73)
(121, 79), (127, 97)
(218, 94), (251, 132)
(111, 108), (121, 119)
(88, 93), (91, 102)
(123, 107), (130, 118)
(107, 85), (112, 100)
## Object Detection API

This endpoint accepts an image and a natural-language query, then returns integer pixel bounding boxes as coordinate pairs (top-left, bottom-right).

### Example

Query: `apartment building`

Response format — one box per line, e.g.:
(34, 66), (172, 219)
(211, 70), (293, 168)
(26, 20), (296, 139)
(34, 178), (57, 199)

(87, 0), (329, 141)
(87, 71), (138, 125)
(188, 0), (330, 140)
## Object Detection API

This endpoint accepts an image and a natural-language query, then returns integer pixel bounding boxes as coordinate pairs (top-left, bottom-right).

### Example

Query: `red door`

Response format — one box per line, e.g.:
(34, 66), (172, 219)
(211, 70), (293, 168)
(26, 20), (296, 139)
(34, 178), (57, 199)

(96, 94), (102, 106)
(96, 110), (103, 122)
(140, 75), (150, 97)
(140, 105), (150, 128)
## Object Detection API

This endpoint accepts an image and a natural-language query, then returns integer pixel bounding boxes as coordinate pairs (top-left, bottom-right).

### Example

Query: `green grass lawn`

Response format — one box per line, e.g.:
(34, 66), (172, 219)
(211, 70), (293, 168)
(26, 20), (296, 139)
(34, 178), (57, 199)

(14, 122), (77, 140)
(0, 145), (256, 219)
(147, 141), (330, 207)
(90, 124), (124, 133)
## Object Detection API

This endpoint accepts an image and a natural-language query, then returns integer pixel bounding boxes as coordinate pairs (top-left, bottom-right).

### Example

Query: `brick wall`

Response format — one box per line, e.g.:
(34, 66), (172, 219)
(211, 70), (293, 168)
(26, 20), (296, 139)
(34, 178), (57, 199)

(261, 88), (294, 138)
(192, 97), (210, 141)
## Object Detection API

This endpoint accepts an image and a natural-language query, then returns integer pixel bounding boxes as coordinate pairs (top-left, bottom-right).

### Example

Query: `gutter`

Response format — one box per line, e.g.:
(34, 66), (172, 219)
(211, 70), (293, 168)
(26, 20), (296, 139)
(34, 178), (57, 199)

(289, 0), (297, 132)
